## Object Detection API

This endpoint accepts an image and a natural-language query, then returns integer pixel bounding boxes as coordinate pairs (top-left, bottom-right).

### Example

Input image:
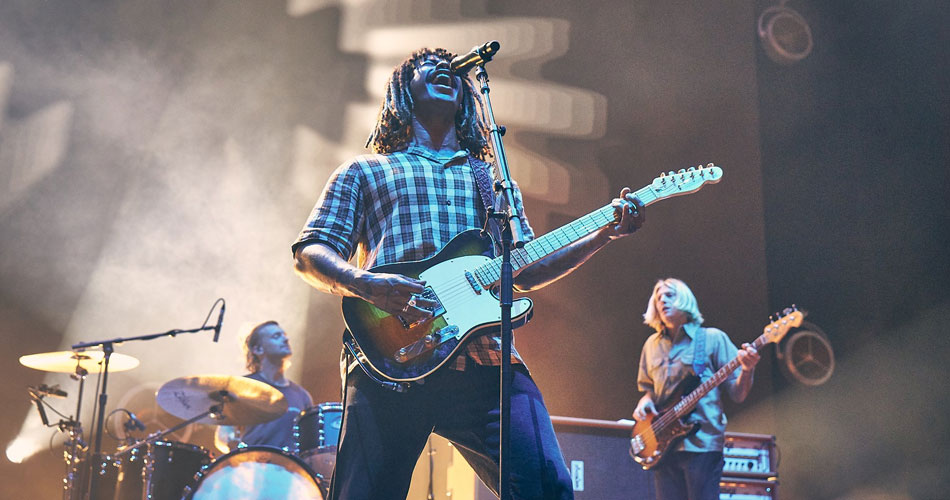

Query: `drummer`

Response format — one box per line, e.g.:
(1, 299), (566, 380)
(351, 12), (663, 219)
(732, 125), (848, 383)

(214, 320), (314, 453)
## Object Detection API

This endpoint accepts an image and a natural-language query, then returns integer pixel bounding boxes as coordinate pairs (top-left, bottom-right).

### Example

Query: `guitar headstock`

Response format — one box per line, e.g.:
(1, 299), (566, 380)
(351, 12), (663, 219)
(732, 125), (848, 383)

(649, 163), (723, 200)
(762, 306), (805, 344)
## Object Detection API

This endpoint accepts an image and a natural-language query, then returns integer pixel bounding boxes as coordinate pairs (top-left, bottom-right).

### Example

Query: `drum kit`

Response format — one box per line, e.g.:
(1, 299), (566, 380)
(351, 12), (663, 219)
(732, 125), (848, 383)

(20, 350), (340, 500)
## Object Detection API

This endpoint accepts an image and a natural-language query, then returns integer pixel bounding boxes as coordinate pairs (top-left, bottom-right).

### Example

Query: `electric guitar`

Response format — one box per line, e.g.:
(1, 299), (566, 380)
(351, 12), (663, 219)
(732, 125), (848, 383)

(629, 308), (805, 469)
(341, 164), (724, 382)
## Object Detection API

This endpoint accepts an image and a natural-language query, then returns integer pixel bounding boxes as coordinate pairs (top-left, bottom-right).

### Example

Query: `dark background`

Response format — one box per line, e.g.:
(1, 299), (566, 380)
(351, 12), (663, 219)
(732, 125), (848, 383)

(1, 0), (946, 498)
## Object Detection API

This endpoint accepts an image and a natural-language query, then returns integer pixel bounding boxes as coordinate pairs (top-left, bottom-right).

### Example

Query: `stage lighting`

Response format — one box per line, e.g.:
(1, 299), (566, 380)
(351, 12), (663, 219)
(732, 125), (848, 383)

(776, 320), (835, 386)
(5, 436), (33, 463)
(758, 1), (813, 65)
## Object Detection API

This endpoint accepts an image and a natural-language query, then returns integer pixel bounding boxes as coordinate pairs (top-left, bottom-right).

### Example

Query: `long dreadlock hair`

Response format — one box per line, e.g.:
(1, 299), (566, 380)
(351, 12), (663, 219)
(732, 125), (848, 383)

(365, 48), (492, 160)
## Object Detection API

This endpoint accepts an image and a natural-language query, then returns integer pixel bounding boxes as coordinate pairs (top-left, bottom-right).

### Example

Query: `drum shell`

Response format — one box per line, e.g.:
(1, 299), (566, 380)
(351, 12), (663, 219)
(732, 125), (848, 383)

(71, 453), (119, 500)
(113, 440), (210, 500)
(293, 403), (342, 455)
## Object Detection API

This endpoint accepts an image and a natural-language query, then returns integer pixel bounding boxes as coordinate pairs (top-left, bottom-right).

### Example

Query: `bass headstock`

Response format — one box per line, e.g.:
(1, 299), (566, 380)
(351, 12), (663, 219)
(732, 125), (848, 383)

(763, 306), (805, 344)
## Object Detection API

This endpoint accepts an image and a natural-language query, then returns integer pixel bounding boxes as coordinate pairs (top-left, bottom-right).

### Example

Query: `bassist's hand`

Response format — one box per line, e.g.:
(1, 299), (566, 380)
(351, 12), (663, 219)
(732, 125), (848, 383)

(354, 272), (434, 323)
(633, 396), (658, 421)
(737, 343), (760, 372)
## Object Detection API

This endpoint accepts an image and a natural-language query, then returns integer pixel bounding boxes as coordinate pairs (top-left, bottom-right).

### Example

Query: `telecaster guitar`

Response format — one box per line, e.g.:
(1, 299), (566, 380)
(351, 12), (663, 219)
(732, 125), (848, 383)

(342, 164), (724, 382)
(629, 308), (804, 469)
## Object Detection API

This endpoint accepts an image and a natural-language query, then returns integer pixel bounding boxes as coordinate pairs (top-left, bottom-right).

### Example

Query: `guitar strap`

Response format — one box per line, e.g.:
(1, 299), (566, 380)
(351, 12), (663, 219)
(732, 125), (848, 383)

(692, 326), (709, 380)
(468, 157), (504, 254)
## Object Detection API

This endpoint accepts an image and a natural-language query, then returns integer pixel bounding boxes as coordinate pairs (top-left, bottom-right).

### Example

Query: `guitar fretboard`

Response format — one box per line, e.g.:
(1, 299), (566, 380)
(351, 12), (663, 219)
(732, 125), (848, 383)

(471, 185), (662, 287)
(669, 332), (772, 419)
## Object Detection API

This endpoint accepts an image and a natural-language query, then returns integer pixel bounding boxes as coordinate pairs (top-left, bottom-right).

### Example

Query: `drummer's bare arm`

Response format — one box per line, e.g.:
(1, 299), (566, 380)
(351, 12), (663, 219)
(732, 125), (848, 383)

(214, 425), (242, 454)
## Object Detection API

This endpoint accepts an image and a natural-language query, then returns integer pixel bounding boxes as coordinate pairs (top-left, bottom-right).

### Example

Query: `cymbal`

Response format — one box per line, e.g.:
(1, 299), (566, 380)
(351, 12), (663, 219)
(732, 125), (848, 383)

(19, 350), (141, 373)
(156, 374), (288, 426)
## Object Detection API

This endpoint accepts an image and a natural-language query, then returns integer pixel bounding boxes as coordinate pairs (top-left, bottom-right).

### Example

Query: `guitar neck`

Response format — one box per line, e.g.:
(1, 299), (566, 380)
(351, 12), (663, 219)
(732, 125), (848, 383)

(669, 332), (771, 419)
(472, 184), (662, 287)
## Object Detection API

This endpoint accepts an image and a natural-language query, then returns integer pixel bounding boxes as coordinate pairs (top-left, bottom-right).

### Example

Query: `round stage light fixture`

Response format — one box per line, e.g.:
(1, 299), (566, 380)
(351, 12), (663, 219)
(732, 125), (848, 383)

(758, 1), (814, 65)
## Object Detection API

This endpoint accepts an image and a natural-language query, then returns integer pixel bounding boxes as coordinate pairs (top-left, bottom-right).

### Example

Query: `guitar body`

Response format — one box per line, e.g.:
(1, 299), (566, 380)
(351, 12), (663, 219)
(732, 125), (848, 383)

(630, 375), (701, 470)
(342, 229), (534, 382)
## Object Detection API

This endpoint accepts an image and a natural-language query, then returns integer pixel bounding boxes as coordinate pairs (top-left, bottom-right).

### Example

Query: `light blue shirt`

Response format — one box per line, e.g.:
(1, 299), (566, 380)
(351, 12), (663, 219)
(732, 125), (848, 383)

(637, 322), (740, 452)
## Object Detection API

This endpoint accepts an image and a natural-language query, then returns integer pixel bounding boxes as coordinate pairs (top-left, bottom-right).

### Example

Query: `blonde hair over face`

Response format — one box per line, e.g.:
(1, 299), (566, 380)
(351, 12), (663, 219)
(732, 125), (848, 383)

(642, 278), (704, 332)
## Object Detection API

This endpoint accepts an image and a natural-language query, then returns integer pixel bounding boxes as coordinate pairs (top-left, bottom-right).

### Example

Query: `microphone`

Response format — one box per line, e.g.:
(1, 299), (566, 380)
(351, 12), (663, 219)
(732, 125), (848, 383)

(32, 397), (50, 426)
(31, 384), (68, 399)
(450, 40), (501, 75)
(213, 300), (225, 343)
(124, 411), (147, 432)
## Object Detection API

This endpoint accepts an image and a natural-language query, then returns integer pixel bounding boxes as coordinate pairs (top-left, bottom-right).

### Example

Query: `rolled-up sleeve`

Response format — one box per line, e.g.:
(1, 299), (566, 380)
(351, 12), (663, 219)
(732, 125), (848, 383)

(292, 162), (364, 260)
(637, 338), (656, 396)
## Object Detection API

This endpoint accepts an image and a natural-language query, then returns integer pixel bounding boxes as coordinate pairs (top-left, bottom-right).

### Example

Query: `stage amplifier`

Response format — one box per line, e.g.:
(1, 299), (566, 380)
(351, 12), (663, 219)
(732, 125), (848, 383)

(720, 477), (779, 500)
(722, 432), (778, 478)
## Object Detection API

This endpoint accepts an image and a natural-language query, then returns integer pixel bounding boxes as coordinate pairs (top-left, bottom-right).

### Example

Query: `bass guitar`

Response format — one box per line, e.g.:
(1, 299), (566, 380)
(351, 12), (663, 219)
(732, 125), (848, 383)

(629, 308), (804, 469)
(342, 164), (724, 382)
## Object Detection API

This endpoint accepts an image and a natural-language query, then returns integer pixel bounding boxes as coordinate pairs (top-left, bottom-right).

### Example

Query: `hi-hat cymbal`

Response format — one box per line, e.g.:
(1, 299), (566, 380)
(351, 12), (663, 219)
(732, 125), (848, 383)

(156, 374), (288, 426)
(19, 350), (141, 373)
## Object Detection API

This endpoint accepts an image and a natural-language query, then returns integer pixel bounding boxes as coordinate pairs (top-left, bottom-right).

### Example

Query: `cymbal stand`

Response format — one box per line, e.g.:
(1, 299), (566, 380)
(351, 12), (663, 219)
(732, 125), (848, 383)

(62, 363), (88, 500)
(113, 403), (225, 459)
(71, 299), (223, 499)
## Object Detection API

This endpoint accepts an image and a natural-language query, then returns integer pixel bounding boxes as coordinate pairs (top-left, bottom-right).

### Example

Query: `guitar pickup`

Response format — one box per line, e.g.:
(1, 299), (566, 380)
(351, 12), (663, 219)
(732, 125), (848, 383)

(630, 435), (645, 454)
(393, 325), (459, 363)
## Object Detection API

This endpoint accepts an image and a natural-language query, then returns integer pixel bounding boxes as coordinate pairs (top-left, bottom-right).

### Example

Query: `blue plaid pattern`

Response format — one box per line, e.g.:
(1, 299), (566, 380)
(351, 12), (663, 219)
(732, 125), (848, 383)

(294, 145), (535, 370)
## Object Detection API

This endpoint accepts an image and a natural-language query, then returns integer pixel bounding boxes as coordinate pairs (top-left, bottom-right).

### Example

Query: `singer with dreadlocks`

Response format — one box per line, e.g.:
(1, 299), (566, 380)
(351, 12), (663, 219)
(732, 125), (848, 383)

(292, 47), (646, 500)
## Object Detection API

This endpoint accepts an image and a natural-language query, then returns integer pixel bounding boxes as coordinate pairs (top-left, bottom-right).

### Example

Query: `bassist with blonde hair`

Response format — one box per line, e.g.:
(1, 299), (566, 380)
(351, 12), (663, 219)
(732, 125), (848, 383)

(633, 278), (760, 500)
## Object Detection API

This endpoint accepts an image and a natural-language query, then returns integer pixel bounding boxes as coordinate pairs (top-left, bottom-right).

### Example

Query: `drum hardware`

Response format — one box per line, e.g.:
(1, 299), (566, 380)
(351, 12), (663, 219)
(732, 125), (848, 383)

(294, 402), (343, 498)
(65, 298), (225, 499)
(116, 440), (211, 500)
(19, 350), (109, 499)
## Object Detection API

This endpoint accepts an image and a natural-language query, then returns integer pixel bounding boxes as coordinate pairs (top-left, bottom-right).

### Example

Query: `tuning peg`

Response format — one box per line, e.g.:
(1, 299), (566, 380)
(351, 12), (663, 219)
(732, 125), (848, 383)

(678, 168), (686, 174)
(782, 307), (792, 316)
(668, 170), (675, 176)
(687, 166), (695, 171)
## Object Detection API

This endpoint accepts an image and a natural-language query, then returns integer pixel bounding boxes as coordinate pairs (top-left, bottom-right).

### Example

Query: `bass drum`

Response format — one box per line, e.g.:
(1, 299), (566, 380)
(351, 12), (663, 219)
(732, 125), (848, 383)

(185, 446), (324, 500)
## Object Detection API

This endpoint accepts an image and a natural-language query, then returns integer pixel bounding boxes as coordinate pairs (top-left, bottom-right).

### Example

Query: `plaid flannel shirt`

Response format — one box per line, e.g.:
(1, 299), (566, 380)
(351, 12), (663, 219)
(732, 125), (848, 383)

(293, 145), (535, 370)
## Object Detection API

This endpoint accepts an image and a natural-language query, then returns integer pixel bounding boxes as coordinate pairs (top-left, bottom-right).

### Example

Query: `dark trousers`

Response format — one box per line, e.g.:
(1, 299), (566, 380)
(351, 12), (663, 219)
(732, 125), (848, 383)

(328, 363), (574, 500)
(653, 450), (723, 500)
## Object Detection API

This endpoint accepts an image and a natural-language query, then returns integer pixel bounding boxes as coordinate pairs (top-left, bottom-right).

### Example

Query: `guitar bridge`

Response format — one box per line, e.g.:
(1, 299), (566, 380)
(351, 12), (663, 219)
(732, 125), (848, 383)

(393, 325), (459, 363)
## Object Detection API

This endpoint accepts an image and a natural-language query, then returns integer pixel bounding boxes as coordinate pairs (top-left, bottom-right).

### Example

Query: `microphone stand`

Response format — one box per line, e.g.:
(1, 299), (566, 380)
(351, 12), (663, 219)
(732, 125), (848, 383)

(70, 320), (220, 500)
(474, 63), (523, 500)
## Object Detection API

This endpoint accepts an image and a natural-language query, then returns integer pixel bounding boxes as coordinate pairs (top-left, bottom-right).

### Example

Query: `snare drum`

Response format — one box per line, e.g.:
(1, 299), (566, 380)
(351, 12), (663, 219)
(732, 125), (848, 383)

(114, 440), (210, 500)
(294, 403), (342, 483)
(184, 446), (324, 500)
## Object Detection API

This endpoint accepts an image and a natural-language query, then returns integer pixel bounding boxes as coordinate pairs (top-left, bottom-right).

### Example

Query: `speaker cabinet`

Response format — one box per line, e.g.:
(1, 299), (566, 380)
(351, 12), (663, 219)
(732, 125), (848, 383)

(551, 416), (656, 500)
